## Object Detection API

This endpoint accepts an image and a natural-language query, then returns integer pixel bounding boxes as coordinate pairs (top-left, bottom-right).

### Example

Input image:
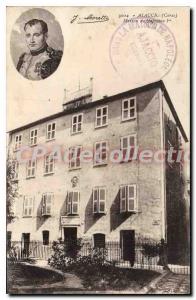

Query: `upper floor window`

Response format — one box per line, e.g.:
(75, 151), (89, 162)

(67, 191), (80, 215)
(14, 134), (22, 151)
(120, 184), (137, 213)
(95, 106), (108, 128)
(72, 114), (83, 134)
(42, 193), (53, 216)
(26, 160), (36, 178)
(120, 134), (136, 161)
(44, 154), (55, 175)
(23, 196), (34, 217)
(30, 129), (38, 146)
(122, 97), (136, 121)
(12, 160), (19, 181)
(69, 146), (82, 169)
(46, 122), (56, 141)
(94, 141), (108, 165)
(93, 187), (106, 214)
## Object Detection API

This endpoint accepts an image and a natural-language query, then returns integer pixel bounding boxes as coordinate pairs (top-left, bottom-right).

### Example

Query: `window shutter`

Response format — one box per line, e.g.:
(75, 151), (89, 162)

(99, 188), (105, 213)
(120, 186), (126, 212)
(67, 192), (72, 214)
(72, 192), (79, 214)
(93, 189), (98, 213)
(128, 185), (136, 211)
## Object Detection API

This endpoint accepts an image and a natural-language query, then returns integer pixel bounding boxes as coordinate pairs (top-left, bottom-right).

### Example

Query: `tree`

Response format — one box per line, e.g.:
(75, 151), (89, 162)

(6, 158), (18, 224)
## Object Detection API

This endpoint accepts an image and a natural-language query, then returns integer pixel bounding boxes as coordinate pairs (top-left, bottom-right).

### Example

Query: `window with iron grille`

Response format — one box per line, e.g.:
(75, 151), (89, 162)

(122, 97), (136, 121)
(26, 160), (36, 178)
(44, 154), (55, 174)
(93, 233), (105, 248)
(95, 106), (108, 128)
(30, 129), (38, 146)
(14, 134), (22, 150)
(23, 196), (34, 217)
(120, 134), (136, 161)
(93, 187), (106, 214)
(46, 122), (56, 140)
(69, 146), (82, 169)
(94, 141), (108, 165)
(120, 185), (137, 212)
(71, 114), (83, 134)
(42, 193), (53, 216)
(67, 191), (80, 215)
(42, 230), (49, 245)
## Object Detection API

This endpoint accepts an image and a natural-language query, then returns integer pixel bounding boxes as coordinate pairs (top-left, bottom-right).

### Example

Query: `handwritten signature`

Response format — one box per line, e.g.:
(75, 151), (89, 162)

(70, 14), (109, 24)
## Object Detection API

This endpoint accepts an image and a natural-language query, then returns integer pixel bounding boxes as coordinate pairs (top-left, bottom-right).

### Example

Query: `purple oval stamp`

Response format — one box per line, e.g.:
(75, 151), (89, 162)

(109, 17), (177, 84)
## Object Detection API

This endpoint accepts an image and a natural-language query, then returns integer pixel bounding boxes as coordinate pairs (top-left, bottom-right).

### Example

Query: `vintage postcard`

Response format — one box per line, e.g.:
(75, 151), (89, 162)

(6, 6), (190, 294)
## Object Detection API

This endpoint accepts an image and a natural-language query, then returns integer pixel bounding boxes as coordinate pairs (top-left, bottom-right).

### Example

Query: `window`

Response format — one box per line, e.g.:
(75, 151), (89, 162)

(120, 134), (136, 161)
(69, 146), (82, 169)
(26, 160), (36, 178)
(12, 160), (19, 181)
(30, 129), (38, 146)
(95, 106), (108, 128)
(44, 154), (55, 174)
(94, 141), (108, 165)
(67, 191), (80, 215)
(46, 122), (56, 140)
(14, 134), (22, 150)
(122, 97), (136, 121)
(93, 233), (105, 248)
(93, 187), (106, 214)
(23, 196), (34, 217)
(42, 231), (49, 245)
(120, 185), (137, 212)
(71, 114), (83, 134)
(42, 193), (53, 216)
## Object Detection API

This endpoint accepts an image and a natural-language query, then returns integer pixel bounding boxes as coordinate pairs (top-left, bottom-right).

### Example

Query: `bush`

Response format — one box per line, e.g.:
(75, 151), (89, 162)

(142, 243), (159, 264)
(48, 238), (82, 270)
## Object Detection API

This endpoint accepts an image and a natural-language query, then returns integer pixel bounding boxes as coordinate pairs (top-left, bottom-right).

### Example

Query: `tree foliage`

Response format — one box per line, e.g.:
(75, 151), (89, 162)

(7, 158), (18, 224)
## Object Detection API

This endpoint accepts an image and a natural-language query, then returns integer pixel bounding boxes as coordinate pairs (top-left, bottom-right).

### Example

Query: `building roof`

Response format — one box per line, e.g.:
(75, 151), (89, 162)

(8, 80), (188, 142)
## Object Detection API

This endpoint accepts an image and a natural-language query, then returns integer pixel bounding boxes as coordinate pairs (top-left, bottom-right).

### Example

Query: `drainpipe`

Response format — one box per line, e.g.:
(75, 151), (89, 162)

(159, 88), (167, 241)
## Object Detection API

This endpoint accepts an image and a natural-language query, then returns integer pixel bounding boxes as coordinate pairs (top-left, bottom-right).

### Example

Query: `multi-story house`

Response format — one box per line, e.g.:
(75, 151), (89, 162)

(7, 80), (189, 264)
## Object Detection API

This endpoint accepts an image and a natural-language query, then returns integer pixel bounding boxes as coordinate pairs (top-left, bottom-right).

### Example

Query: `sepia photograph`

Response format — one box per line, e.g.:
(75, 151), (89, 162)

(6, 6), (190, 295)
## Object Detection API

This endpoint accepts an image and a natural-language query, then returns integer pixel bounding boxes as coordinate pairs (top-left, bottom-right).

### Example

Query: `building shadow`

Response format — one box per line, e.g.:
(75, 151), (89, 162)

(110, 190), (130, 231)
(36, 198), (50, 231)
(84, 192), (103, 233)
(59, 195), (67, 232)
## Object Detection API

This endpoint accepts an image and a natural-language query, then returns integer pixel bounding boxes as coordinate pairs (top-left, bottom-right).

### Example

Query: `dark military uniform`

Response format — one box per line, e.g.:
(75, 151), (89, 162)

(17, 44), (63, 80)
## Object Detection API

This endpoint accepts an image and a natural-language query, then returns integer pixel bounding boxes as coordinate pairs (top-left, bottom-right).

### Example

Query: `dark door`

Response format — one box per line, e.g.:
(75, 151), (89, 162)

(120, 230), (135, 266)
(64, 227), (77, 258)
(22, 233), (30, 258)
(64, 227), (77, 242)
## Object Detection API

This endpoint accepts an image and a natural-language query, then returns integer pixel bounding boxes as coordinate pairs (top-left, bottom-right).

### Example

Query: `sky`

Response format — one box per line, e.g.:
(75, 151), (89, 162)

(7, 6), (190, 139)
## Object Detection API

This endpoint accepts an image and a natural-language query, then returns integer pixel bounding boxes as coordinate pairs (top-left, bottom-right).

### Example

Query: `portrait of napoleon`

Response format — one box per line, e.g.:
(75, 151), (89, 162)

(16, 18), (63, 80)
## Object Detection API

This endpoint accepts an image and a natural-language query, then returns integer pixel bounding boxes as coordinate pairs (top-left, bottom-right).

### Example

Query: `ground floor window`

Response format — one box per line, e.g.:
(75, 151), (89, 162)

(42, 230), (49, 245)
(93, 233), (105, 248)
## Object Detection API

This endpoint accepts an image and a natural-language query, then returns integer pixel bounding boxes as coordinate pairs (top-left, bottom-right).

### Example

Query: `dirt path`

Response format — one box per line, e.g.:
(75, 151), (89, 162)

(148, 272), (190, 294)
